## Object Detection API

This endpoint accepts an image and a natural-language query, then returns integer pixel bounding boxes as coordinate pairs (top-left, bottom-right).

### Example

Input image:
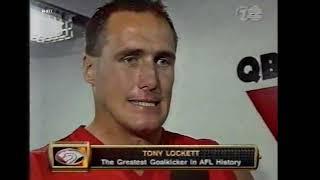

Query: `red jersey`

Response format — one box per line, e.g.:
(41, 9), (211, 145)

(30, 126), (236, 180)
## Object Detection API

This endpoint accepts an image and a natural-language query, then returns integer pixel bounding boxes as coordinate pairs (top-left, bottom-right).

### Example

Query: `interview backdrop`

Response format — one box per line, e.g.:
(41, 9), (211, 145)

(30, 0), (277, 180)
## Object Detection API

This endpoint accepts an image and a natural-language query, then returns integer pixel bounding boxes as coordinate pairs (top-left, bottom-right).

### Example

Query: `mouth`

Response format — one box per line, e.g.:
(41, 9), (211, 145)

(128, 100), (160, 107)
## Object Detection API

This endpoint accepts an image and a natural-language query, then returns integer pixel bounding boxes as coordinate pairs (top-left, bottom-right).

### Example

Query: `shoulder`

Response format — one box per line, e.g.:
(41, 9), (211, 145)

(31, 144), (49, 153)
(30, 145), (49, 160)
(30, 145), (50, 180)
(30, 144), (50, 166)
(162, 130), (220, 145)
(163, 130), (237, 180)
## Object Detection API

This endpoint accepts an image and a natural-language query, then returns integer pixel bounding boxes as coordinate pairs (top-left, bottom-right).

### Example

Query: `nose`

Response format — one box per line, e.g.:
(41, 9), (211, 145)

(137, 62), (158, 91)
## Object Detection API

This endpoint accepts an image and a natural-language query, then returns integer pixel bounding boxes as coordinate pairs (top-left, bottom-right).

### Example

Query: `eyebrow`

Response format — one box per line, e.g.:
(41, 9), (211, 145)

(154, 51), (176, 61)
(114, 48), (176, 61)
(114, 48), (144, 59)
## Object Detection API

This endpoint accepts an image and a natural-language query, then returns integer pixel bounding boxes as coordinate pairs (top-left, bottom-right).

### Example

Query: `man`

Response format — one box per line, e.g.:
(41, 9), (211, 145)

(30, 0), (254, 179)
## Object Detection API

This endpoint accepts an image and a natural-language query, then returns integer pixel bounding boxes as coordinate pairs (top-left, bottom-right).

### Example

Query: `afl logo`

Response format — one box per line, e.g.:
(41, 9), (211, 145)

(55, 148), (85, 166)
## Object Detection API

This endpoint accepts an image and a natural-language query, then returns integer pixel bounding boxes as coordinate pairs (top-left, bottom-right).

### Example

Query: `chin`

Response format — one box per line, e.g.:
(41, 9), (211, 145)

(128, 117), (164, 134)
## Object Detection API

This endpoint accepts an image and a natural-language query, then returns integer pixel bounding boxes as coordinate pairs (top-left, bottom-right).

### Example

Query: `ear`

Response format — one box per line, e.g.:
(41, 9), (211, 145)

(82, 54), (97, 86)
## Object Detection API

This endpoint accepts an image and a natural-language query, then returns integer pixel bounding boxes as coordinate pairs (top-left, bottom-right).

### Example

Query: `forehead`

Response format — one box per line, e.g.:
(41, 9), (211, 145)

(102, 11), (176, 52)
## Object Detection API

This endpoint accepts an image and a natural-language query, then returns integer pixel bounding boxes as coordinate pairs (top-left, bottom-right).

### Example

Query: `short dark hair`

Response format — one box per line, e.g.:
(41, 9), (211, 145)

(85, 0), (178, 57)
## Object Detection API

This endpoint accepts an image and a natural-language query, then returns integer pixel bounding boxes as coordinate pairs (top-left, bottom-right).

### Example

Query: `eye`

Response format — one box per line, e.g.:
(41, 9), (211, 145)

(155, 58), (171, 66)
(121, 56), (138, 64)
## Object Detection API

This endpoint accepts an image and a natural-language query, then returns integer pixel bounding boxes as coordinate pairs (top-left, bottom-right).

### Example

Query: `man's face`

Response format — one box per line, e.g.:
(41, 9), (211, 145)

(85, 11), (176, 135)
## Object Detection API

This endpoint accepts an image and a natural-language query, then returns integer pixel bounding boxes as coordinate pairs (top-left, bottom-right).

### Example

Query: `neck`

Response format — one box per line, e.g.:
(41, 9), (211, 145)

(85, 112), (163, 145)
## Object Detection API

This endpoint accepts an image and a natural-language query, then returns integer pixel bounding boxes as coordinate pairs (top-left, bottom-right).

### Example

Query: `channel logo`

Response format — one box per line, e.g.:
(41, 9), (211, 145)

(55, 148), (85, 165)
(49, 141), (90, 171)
